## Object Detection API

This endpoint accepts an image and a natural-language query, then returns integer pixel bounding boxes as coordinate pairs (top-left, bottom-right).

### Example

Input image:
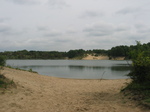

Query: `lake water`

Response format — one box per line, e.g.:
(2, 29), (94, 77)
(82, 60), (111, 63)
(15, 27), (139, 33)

(6, 60), (132, 79)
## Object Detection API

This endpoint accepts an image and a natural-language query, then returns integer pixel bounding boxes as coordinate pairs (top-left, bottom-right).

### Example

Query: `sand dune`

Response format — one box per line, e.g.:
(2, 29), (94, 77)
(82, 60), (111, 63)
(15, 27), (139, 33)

(82, 54), (125, 60)
(0, 67), (149, 112)
(83, 55), (109, 60)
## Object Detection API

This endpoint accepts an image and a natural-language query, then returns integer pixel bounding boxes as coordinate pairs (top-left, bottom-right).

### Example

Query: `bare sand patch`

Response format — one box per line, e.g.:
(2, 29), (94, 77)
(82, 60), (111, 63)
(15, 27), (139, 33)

(83, 55), (109, 60)
(82, 54), (125, 60)
(0, 67), (149, 112)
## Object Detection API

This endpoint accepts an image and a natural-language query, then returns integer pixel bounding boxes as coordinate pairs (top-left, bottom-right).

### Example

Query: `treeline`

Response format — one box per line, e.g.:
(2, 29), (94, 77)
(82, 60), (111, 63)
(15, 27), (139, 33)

(0, 50), (67, 59)
(0, 42), (150, 59)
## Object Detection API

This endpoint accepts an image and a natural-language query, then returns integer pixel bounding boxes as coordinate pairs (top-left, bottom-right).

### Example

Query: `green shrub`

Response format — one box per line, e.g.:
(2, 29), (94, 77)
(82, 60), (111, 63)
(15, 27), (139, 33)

(124, 41), (150, 107)
(128, 55), (150, 83)
(128, 41), (150, 83)
(0, 56), (6, 67)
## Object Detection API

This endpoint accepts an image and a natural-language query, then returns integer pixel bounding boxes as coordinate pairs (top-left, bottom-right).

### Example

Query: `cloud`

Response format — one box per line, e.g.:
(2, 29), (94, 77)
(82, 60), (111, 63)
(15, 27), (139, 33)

(134, 23), (145, 29)
(37, 26), (49, 32)
(0, 22), (30, 38)
(47, 0), (68, 9)
(0, 0), (149, 52)
(80, 10), (104, 18)
(66, 28), (77, 34)
(0, 17), (10, 22)
(44, 30), (62, 37)
(5, 0), (39, 5)
(14, 36), (73, 51)
(115, 24), (130, 32)
(116, 7), (141, 15)
(81, 21), (150, 48)
(0, 23), (11, 34)
(83, 22), (115, 36)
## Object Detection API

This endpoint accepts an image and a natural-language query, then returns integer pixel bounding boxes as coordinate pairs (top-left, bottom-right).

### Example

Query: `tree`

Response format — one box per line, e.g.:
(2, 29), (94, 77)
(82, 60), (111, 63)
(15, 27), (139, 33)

(109, 45), (129, 58)
(128, 41), (150, 83)
(67, 49), (85, 59)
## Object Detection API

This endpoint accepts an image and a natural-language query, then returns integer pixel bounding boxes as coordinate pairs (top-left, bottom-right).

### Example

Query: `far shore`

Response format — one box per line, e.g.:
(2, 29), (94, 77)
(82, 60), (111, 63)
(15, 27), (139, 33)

(0, 67), (148, 112)
(82, 55), (125, 60)
(6, 55), (126, 60)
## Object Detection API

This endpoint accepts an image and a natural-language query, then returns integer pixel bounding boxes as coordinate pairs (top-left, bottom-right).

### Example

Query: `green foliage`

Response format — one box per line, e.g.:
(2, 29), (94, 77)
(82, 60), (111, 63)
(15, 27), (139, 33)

(128, 41), (150, 83)
(108, 45), (129, 58)
(0, 50), (67, 59)
(123, 81), (150, 106)
(0, 74), (15, 89)
(28, 68), (37, 73)
(0, 55), (6, 66)
(0, 75), (7, 88)
(144, 99), (150, 104)
(92, 49), (108, 55)
(124, 41), (150, 107)
(67, 49), (85, 59)
(0, 55), (15, 89)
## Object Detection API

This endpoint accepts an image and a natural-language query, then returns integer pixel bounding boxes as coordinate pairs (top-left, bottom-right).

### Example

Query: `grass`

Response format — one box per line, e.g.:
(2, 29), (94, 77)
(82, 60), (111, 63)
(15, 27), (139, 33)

(122, 81), (150, 108)
(1, 65), (36, 93)
(0, 66), (15, 90)
(0, 74), (15, 89)
(7, 65), (38, 73)
(144, 99), (150, 103)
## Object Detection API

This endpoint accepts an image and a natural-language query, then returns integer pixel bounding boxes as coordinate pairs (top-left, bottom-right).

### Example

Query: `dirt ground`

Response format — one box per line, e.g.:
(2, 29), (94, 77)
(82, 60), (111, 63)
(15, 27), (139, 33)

(0, 67), (149, 112)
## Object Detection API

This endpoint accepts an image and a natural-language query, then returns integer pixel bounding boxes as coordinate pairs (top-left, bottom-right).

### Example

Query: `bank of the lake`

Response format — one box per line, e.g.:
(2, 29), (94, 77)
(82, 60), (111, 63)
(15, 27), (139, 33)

(0, 67), (149, 112)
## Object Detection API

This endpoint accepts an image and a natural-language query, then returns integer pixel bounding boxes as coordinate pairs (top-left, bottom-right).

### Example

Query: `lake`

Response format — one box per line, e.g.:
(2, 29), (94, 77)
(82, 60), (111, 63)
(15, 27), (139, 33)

(6, 60), (132, 79)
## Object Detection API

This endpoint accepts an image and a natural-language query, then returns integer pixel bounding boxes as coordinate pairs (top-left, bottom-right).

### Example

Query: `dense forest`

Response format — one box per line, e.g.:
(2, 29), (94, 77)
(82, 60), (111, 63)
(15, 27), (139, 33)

(0, 42), (150, 59)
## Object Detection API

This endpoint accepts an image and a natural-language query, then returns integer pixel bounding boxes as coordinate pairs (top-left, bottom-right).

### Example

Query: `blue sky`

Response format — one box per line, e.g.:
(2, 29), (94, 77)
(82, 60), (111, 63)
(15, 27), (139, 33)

(0, 0), (150, 51)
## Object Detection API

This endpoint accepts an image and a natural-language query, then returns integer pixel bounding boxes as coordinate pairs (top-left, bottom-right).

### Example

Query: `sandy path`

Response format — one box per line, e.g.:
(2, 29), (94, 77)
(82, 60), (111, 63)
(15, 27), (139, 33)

(0, 67), (149, 112)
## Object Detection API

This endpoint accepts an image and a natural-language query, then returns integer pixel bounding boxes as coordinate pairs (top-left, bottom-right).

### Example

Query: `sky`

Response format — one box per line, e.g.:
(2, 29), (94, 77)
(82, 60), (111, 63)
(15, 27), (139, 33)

(0, 0), (150, 52)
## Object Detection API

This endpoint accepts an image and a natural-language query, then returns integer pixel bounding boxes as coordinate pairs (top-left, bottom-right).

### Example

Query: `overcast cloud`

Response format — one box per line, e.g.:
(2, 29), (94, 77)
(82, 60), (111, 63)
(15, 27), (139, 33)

(0, 0), (150, 52)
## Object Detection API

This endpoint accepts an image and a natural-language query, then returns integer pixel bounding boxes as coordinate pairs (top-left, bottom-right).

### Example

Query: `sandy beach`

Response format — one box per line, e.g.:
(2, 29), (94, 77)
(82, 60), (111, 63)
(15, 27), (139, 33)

(0, 67), (149, 112)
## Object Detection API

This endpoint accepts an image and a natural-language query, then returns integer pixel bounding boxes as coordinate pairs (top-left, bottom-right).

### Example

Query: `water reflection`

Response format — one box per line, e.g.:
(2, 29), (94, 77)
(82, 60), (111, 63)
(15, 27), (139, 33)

(68, 65), (105, 71)
(111, 66), (131, 71)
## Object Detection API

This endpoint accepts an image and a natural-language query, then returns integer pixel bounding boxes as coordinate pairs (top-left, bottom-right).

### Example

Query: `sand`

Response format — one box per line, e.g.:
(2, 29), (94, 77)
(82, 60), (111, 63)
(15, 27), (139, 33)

(0, 67), (149, 112)
(82, 54), (125, 60)
(82, 55), (109, 60)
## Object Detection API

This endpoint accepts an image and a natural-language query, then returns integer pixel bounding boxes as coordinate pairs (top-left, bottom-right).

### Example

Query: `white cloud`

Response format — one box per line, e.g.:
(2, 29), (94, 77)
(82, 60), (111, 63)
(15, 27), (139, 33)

(44, 32), (62, 37)
(80, 10), (104, 18)
(0, 17), (10, 23)
(47, 0), (69, 9)
(116, 7), (141, 15)
(0, 23), (12, 35)
(5, 0), (39, 5)
(115, 24), (130, 32)
(37, 26), (49, 32)
(83, 22), (115, 36)
(0, 0), (149, 51)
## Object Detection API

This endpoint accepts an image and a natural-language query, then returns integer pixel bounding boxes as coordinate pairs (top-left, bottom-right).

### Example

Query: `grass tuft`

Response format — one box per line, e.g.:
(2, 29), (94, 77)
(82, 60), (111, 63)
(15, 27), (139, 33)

(0, 74), (15, 89)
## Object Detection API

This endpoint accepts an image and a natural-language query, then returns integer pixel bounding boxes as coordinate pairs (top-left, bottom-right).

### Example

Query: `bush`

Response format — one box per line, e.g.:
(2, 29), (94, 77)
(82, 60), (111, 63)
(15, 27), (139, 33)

(128, 55), (150, 83)
(124, 41), (150, 107)
(0, 56), (6, 67)
(127, 41), (150, 83)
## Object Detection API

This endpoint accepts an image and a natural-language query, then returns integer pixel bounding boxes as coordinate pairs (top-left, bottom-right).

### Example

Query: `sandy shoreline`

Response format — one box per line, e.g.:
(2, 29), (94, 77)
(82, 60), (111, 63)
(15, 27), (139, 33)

(0, 67), (149, 112)
(82, 54), (125, 60)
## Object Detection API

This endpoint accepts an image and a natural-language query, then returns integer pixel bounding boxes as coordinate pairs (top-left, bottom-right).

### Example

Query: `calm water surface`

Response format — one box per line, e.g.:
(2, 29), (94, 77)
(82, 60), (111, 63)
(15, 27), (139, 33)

(6, 60), (131, 79)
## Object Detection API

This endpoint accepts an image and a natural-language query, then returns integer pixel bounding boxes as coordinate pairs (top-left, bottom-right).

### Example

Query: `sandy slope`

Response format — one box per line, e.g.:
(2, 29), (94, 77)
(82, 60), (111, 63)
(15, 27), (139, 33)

(82, 55), (109, 60)
(82, 54), (125, 60)
(0, 67), (149, 112)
